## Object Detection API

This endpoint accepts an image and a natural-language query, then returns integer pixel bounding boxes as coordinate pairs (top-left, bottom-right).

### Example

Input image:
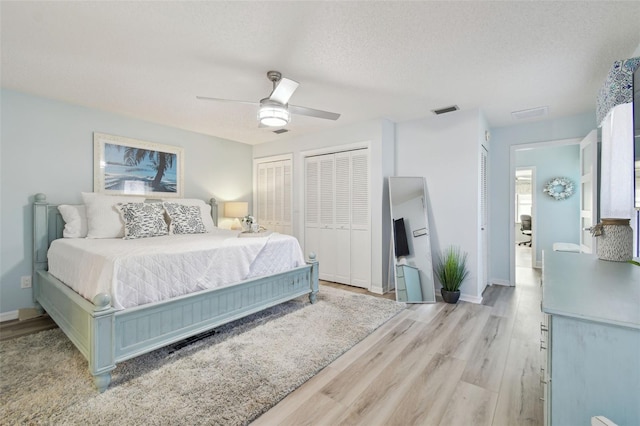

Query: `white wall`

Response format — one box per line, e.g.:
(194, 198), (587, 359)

(253, 119), (395, 294)
(488, 112), (596, 284)
(0, 89), (253, 315)
(396, 108), (488, 302)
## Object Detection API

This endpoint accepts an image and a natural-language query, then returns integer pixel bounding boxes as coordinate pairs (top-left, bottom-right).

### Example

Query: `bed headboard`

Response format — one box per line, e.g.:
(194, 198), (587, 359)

(33, 194), (64, 273)
(209, 198), (218, 227)
(33, 194), (219, 272)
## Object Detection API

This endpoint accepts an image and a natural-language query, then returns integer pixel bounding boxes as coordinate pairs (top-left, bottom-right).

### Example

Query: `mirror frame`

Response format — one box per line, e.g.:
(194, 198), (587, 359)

(388, 176), (436, 303)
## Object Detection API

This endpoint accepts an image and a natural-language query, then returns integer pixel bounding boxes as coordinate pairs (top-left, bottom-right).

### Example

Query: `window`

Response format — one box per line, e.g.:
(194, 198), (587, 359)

(516, 193), (532, 222)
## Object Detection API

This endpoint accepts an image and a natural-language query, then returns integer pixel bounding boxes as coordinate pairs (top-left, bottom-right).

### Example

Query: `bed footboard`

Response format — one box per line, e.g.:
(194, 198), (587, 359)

(36, 263), (318, 392)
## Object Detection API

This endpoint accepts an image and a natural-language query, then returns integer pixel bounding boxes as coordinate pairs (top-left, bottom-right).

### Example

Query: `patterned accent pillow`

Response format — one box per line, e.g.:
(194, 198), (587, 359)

(115, 203), (169, 239)
(163, 202), (207, 235)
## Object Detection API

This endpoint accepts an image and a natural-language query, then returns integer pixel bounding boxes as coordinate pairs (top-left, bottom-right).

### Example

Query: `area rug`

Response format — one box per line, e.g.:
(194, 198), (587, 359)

(0, 285), (404, 425)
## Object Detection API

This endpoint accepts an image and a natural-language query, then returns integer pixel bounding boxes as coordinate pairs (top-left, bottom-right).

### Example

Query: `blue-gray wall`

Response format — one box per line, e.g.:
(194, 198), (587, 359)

(489, 112), (597, 283)
(516, 144), (581, 263)
(0, 89), (253, 314)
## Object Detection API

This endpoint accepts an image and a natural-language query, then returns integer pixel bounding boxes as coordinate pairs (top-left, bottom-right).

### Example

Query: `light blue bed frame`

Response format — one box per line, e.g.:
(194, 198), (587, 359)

(32, 193), (318, 392)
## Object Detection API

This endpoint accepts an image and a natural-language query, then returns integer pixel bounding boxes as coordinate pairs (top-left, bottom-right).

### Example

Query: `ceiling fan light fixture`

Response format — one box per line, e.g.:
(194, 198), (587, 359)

(258, 102), (290, 127)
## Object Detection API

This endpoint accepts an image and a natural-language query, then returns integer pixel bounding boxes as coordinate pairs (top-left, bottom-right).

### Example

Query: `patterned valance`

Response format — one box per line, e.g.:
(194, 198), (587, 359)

(596, 57), (639, 126)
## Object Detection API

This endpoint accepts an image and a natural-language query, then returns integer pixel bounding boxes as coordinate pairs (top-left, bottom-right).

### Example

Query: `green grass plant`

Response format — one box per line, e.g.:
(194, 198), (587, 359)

(435, 246), (469, 292)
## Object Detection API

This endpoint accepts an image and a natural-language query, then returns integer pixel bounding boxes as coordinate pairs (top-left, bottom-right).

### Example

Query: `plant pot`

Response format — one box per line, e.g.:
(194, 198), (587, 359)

(592, 218), (633, 262)
(441, 289), (460, 304)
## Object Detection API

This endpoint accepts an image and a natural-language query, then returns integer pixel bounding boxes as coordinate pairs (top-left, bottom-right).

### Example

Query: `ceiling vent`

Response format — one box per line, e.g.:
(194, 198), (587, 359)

(511, 106), (548, 120)
(432, 105), (459, 115)
(272, 128), (289, 134)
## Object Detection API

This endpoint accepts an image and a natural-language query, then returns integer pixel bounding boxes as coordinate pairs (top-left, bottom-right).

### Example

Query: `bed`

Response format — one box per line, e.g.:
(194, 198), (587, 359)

(32, 193), (319, 392)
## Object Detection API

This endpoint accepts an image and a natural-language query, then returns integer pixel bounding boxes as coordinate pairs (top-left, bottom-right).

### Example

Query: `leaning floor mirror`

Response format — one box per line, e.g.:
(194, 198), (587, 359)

(389, 177), (436, 303)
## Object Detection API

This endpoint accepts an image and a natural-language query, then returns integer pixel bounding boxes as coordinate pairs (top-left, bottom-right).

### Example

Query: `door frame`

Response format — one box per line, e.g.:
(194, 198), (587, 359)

(509, 137), (581, 286)
(579, 129), (598, 254)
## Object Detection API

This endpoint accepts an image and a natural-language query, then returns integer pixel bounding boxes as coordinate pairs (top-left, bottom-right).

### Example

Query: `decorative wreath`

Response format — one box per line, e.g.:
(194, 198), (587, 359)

(543, 177), (574, 200)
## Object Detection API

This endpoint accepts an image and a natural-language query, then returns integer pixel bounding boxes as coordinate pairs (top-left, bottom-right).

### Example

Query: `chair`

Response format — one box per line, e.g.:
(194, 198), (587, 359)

(518, 214), (532, 246)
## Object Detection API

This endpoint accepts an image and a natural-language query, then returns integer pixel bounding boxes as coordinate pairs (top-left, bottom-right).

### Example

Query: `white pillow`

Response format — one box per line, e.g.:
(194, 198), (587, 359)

(161, 198), (216, 232)
(57, 205), (88, 238)
(116, 202), (169, 239)
(82, 192), (145, 238)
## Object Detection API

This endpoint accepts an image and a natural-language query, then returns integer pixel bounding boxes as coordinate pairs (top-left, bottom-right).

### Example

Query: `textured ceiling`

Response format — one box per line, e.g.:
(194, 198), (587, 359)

(2, 1), (639, 145)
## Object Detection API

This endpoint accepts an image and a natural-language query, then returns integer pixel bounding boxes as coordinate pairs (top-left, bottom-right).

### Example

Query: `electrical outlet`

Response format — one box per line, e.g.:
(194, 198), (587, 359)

(20, 276), (32, 288)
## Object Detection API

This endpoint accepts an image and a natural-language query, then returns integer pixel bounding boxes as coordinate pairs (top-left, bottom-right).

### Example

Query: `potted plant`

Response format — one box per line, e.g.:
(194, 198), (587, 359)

(435, 245), (469, 304)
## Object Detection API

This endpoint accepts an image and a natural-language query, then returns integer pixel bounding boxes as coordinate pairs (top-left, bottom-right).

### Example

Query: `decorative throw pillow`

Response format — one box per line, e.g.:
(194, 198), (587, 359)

(115, 202), (168, 239)
(57, 204), (88, 238)
(163, 202), (207, 235)
(82, 192), (145, 238)
(161, 198), (216, 232)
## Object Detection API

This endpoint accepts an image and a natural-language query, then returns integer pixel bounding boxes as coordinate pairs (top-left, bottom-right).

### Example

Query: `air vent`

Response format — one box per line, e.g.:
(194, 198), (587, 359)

(272, 128), (289, 134)
(511, 106), (548, 120)
(432, 105), (459, 115)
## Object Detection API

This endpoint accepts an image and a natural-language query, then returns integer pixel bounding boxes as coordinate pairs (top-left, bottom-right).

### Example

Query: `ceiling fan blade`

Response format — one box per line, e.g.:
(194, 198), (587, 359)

(196, 96), (259, 106)
(289, 104), (341, 121)
(269, 78), (299, 104)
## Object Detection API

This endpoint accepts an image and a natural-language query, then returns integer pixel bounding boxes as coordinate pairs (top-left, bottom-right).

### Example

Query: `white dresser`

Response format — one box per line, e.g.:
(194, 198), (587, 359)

(541, 251), (640, 426)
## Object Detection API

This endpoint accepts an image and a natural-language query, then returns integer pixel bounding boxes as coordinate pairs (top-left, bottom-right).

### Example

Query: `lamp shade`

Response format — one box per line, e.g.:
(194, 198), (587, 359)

(224, 201), (248, 218)
(258, 101), (290, 127)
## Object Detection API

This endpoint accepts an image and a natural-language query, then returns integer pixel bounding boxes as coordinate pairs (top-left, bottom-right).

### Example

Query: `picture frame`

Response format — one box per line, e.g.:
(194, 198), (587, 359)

(94, 132), (184, 197)
(412, 228), (427, 238)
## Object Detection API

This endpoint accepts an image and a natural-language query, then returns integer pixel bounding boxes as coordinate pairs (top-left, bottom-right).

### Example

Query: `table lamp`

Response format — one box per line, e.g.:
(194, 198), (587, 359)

(225, 201), (248, 230)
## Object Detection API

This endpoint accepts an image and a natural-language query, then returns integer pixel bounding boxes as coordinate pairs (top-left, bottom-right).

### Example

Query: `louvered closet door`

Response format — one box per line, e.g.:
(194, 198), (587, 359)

(318, 155), (337, 281)
(305, 157), (320, 270)
(266, 164), (275, 226)
(281, 161), (292, 235)
(334, 152), (351, 284)
(255, 159), (293, 235)
(272, 161), (284, 233)
(257, 164), (268, 226)
(349, 149), (371, 288)
(304, 149), (371, 288)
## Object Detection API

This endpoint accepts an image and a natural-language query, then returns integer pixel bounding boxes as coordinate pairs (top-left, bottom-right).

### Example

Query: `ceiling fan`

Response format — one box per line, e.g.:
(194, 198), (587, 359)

(197, 71), (341, 127)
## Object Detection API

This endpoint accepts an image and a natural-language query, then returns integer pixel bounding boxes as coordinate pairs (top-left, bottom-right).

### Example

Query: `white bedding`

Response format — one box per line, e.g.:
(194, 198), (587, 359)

(47, 229), (306, 310)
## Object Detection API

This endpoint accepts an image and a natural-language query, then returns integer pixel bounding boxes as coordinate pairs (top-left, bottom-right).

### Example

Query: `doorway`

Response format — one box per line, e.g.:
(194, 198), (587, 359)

(509, 138), (583, 286)
(515, 167), (535, 275)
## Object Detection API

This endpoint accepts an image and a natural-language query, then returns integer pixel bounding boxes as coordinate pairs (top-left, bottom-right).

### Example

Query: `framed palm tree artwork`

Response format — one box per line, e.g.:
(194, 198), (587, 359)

(93, 132), (184, 197)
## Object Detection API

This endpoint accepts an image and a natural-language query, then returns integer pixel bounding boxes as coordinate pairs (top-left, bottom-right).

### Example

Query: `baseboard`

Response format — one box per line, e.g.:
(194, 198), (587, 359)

(491, 278), (512, 287)
(18, 308), (41, 321)
(0, 310), (19, 323)
(460, 294), (483, 304)
(368, 284), (384, 295)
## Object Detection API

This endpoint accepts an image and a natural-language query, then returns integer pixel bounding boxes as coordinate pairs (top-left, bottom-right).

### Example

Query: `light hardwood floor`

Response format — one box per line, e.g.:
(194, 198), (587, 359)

(253, 246), (543, 426)
(0, 314), (56, 341)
